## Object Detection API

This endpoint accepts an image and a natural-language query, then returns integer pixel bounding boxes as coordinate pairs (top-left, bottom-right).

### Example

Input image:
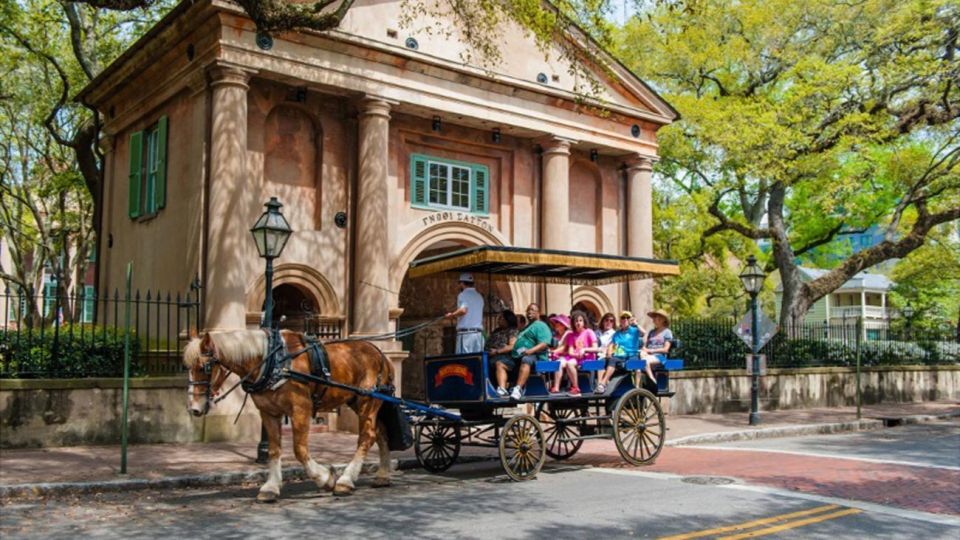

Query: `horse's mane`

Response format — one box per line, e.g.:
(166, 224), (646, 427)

(183, 329), (275, 368)
(183, 336), (204, 368)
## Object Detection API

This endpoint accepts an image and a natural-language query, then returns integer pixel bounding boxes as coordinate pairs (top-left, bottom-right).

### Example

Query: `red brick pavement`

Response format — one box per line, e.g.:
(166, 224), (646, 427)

(567, 441), (960, 516)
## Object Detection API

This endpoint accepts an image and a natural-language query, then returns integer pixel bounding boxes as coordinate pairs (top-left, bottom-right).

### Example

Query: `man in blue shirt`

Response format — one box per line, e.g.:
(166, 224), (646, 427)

(594, 310), (644, 393)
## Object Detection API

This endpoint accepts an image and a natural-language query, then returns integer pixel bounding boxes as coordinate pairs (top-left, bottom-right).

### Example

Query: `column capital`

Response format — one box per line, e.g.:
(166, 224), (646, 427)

(358, 96), (395, 120)
(624, 155), (657, 173)
(207, 63), (255, 91)
(537, 136), (576, 156)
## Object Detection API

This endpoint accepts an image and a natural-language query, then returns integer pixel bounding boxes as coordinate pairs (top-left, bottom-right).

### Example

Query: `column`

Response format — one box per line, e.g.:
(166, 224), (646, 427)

(205, 65), (253, 330)
(540, 137), (573, 314)
(626, 156), (654, 316)
(351, 97), (392, 335)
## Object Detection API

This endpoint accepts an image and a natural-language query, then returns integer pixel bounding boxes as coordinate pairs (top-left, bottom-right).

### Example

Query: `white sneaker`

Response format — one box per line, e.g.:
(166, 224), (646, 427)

(495, 386), (508, 397)
(509, 386), (523, 401)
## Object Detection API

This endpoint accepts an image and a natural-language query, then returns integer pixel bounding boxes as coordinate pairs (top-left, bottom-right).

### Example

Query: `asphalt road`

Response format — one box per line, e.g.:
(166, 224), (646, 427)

(1, 422), (958, 539)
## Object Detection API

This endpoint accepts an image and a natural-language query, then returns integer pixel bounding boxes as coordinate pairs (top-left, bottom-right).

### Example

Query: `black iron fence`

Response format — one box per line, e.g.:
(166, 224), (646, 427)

(0, 286), (346, 379)
(672, 318), (960, 370)
(1, 286), (201, 378)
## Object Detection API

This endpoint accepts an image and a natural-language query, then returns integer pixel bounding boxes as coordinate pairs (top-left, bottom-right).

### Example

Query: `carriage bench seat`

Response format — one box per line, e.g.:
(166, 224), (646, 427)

(533, 360), (561, 373)
(622, 358), (684, 397)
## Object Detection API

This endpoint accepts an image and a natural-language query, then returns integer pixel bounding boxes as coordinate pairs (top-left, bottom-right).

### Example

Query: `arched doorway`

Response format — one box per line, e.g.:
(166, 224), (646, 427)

(272, 283), (317, 332)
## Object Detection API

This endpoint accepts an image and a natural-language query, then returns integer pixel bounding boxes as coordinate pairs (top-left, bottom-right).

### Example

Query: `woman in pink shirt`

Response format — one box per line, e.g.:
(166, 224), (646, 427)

(549, 311), (597, 396)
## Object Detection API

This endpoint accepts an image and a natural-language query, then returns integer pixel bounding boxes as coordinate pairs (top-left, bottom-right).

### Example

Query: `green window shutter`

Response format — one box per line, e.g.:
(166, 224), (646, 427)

(410, 155), (427, 207)
(471, 165), (489, 214)
(155, 115), (168, 209)
(128, 130), (143, 219)
(82, 286), (95, 323)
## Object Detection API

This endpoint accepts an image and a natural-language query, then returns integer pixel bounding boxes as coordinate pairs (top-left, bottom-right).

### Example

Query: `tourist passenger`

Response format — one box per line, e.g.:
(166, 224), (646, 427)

(640, 309), (673, 383)
(587, 312), (616, 361)
(595, 310), (644, 394)
(486, 310), (519, 367)
(494, 303), (552, 401)
(444, 273), (484, 354)
(550, 311), (596, 396)
(548, 314), (572, 357)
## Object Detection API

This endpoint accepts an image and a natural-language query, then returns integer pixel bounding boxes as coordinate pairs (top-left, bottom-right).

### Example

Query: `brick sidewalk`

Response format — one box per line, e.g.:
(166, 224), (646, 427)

(1, 401), (956, 490)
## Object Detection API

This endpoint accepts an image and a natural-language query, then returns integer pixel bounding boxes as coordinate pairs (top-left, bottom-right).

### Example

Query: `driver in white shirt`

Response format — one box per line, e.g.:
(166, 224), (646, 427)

(444, 273), (485, 354)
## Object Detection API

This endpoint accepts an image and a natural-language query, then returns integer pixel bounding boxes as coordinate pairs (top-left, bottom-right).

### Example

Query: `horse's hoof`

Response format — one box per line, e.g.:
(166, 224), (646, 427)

(333, 484), (354, 497)
(256, 491), (279, 503)
(371, 477), (391, 488)
(324, 475), (338, 492)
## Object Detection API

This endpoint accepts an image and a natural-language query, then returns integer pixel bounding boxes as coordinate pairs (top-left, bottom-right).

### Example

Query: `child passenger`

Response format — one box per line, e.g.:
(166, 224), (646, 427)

(549, 311), (596, 396)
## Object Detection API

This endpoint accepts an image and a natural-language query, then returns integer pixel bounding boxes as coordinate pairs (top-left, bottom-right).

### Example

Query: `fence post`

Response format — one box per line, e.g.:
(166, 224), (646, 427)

(855, 316), (862, 420)
(120, 263), (133, 474)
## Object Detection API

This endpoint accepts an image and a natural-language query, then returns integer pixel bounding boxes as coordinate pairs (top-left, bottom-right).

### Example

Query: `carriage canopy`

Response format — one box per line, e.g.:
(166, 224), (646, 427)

(408, 246), (679, 285)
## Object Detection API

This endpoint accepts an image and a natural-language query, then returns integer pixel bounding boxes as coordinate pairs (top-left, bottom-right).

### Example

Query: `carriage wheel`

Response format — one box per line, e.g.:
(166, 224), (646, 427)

(414, 423), (461, 473)
(498, 414), (546, 481)
(539, 404), (585, 460)
(612, 388), (665, 466)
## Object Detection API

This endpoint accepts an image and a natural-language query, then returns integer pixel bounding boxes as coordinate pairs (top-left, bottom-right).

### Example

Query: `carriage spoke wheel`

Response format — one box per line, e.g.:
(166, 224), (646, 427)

(414, 423), (461, 473)
(498, 414), (546, 482)
(539, 404), (585, 460)
(612, 388), (665, 466)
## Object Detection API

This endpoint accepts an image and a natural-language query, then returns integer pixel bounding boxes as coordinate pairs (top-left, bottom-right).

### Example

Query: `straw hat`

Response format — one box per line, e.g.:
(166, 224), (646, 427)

(619, 310), (633, 319)
(647, 309), (671, 325)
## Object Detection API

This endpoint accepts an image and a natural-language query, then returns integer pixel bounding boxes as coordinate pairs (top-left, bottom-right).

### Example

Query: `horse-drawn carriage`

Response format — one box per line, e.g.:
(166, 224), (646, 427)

(185, 246), (681, 500)
(406, 246), (683, 481)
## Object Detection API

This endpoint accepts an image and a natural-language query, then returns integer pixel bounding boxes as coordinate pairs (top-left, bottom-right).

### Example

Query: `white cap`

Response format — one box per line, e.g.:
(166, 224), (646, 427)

(459, 273), (474, 284)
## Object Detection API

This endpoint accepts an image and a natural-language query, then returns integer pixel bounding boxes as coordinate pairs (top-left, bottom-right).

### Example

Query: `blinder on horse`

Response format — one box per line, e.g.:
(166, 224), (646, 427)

(188, 351), (222, 416)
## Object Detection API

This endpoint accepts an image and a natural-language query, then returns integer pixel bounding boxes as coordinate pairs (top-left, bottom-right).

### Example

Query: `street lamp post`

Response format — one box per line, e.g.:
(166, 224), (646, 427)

(902, 302), (914, 339)
(250, 197), (292, 464)
(739, 255), (766, 426)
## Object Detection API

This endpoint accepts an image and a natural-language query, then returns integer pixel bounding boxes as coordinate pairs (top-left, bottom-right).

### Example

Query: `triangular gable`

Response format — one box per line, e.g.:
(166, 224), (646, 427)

(336, 0), (677, 122)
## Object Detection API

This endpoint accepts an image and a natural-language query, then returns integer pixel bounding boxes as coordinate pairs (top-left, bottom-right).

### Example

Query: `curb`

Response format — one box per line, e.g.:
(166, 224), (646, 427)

(0, 454), (498, 500)
(666, 410), (959, 447)
(0, 460), (392, 500)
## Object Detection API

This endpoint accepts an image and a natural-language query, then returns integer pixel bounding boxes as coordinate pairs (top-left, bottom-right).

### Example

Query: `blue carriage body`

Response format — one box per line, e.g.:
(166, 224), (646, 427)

(424, 352), (684, 409)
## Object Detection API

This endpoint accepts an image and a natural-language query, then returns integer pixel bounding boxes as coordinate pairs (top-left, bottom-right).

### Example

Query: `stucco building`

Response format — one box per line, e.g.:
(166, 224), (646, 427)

(79, 0), (676, 432)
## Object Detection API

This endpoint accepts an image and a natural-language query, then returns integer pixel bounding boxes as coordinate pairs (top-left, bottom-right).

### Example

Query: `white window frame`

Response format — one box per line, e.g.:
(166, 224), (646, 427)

(427, 161), (472, 211)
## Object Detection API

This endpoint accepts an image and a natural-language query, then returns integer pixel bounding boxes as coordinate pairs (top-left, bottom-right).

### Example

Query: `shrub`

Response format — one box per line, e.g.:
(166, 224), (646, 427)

(0, 324), (141, 378)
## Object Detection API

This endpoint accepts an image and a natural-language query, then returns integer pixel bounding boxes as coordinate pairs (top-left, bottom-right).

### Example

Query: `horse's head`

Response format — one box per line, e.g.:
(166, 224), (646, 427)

(184, 333), (230, 417)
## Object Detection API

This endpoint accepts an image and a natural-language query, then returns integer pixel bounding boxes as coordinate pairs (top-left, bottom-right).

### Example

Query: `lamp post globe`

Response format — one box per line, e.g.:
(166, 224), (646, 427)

(250, 197), (292, 330)
(739, 254), (766, 426)
(250, 197), (292, 464)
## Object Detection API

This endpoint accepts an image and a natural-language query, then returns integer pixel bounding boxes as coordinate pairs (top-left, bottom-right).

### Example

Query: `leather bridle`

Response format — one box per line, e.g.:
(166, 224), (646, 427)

(187, 351), (230, 416)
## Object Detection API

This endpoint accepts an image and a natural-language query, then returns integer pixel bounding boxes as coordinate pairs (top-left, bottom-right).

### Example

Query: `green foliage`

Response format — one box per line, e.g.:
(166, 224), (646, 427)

(672, 318), (957, 369)
(889, 227), (960, 333)
(0, 324), (140, 378)
(618, 0), (960, 322)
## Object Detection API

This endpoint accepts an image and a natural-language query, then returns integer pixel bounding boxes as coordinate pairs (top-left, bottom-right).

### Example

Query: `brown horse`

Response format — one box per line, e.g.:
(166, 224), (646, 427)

(184, 329), (394, 501)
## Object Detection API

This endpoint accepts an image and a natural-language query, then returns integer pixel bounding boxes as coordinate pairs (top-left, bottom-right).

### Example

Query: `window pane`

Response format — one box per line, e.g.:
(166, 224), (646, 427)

(451, 166), (470, 209)
(429, 163), (448, 205)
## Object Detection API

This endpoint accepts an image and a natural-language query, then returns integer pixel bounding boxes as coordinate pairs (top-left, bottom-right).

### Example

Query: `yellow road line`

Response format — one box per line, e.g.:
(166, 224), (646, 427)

(658, 505), (841, 540)
(718, 508), (863, 539)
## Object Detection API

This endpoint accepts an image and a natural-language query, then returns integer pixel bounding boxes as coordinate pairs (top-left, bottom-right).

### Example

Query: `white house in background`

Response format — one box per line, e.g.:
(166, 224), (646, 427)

(775, 268), (898, 338)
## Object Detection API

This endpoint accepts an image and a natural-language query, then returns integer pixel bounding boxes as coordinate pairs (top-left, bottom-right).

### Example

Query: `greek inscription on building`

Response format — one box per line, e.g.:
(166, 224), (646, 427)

(420, 211), (495, 234)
